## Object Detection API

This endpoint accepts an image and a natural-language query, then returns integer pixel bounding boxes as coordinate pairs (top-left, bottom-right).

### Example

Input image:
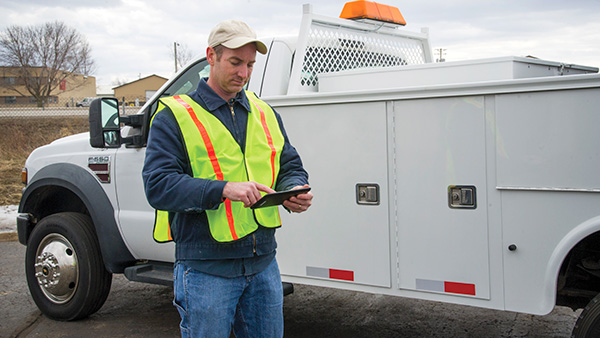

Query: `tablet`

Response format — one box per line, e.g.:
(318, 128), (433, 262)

(250, 187), (311, 209)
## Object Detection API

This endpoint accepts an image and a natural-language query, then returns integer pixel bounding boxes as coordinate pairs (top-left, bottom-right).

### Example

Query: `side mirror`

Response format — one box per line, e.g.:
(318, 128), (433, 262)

(89, 97), (121, 148)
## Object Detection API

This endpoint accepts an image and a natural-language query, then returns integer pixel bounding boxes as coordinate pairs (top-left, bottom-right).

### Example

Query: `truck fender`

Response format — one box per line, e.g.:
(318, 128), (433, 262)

(18, 163), (135, 273)
(542, 215), (600, 312)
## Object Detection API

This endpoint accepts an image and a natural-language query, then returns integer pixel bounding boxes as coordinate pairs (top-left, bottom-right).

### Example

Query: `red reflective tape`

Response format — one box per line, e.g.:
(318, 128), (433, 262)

(329, 269), (354, 281)
(173, 95), (237, 240)
(167, 225), (173, 241)
(224, 199), (237, 240)
(174, 96), (224, 180)
(248, 96), (277, 188)
(444, 281), (476, 296)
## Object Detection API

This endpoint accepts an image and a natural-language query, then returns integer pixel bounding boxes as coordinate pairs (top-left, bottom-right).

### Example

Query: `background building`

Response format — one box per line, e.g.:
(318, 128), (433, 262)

(0, 66), (96, 107)
(113, 74), (167, 106)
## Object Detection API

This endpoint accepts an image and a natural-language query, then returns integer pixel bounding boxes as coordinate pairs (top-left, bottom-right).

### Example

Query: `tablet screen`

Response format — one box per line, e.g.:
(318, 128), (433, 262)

(250, 187), (311, 209)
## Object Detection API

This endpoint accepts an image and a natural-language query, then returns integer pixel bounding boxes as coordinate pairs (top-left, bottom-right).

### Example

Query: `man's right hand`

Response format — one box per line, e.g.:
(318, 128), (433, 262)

(222, 181), (275, 208)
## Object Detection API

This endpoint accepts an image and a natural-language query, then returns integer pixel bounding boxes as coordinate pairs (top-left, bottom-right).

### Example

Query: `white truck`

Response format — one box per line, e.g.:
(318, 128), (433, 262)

(17, 2), (600, 336)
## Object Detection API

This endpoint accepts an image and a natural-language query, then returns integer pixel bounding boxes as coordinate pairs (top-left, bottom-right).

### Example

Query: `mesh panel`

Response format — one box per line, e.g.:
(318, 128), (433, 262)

(300, 23), (426, 89)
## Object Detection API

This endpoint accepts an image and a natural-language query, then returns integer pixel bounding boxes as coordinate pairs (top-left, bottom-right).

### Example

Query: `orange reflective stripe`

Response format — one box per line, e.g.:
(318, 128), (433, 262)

(224, 199), (237, 240)
(248, 96), (277, 188)
(173, 95), (237, 239)
(173, 95), (224, 180)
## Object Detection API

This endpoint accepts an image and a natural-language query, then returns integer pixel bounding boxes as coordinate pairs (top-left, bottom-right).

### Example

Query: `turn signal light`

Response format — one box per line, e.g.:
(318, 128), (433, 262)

(21, 167), (27, 185)
(340, 0), (406, 26)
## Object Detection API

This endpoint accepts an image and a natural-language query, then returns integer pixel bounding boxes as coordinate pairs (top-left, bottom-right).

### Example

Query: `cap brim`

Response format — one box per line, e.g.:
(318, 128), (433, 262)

(221, 37), (268, 55)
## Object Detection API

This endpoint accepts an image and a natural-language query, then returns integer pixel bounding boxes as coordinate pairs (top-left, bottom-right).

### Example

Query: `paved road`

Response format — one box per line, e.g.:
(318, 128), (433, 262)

(0, 240), (580, 338)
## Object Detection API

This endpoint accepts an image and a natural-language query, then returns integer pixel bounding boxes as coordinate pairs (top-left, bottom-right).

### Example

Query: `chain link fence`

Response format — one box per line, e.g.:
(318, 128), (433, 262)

(0, 96), (145, 118)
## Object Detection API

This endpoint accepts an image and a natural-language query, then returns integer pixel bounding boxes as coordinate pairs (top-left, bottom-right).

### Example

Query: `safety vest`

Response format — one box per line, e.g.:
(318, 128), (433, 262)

(152, 92), (284, 243)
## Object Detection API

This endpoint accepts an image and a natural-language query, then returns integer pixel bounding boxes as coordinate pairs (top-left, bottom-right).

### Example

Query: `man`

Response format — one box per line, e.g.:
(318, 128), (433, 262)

(142, 20), (312, 337)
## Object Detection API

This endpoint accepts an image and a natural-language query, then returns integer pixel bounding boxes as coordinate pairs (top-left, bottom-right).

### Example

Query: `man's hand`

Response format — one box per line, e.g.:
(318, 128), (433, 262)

(283, 184), (313, 213)
(222, 181), (275, 208)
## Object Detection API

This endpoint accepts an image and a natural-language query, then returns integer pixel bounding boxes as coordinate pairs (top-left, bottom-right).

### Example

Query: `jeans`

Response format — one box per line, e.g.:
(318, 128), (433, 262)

(173, 258), (284, 338)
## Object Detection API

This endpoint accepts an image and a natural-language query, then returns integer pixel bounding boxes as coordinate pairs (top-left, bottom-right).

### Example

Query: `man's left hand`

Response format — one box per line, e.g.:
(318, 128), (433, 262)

(283, 184), (313, 213)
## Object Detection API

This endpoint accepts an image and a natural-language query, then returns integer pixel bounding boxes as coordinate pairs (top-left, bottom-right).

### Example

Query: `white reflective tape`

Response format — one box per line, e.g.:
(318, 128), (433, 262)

(416, 278), (444, 292)
(306, 266), (329, 278)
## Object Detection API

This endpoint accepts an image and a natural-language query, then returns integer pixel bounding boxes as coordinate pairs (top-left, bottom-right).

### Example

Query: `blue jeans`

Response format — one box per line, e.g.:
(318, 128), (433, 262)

(173, 258), (284, 338)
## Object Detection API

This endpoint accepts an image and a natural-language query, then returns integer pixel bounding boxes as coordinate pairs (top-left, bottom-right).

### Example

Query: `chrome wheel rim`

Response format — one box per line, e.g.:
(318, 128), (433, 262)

(34, 233), (79, 304)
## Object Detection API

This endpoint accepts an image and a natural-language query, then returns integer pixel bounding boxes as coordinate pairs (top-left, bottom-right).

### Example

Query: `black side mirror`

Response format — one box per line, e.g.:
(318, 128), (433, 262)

(89, 97), (121, 148)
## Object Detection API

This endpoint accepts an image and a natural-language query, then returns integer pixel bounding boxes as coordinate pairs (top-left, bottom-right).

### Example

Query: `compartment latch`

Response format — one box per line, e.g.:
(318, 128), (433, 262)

(448, 185), (477, 209)
(356, 184), (380, 205)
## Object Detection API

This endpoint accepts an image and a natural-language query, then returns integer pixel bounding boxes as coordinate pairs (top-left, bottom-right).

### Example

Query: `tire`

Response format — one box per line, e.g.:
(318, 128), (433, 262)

(25, 212), (112, 321)
(572, 293), (600, 338)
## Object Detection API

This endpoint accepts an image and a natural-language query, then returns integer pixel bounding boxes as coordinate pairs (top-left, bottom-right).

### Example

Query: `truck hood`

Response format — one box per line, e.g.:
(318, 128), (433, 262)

(48, 132), (90, 145)
(25, 131), (114, 179)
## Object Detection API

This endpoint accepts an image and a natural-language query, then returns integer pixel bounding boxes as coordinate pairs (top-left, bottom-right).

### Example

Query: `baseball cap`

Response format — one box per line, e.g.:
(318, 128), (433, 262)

(208, 20), (268, 55)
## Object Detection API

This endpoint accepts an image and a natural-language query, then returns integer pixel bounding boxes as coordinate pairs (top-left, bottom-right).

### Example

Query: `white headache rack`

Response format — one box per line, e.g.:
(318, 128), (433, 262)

(287, 3), (433, 94)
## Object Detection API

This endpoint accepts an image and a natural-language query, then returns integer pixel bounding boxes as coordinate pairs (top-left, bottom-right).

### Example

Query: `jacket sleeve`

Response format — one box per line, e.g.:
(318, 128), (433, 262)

(272, 108), (310, 191)
(142, 109), (227, 213)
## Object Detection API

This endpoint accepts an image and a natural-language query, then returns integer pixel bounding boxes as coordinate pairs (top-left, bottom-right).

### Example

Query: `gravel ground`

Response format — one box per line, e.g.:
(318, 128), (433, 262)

(0, 238), (581, 338)
(0, 206), (581, 337)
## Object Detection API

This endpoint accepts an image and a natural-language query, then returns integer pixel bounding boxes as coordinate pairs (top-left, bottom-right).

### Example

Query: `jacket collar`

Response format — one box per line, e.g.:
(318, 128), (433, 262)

(197, 78), (251, 112)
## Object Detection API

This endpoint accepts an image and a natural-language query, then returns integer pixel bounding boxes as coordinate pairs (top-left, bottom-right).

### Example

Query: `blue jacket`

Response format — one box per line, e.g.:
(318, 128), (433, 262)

(142, 78), (309, 276)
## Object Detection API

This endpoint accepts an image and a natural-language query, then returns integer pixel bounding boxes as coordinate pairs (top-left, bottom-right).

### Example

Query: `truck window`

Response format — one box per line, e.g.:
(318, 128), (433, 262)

(147, 59), (210, 121)
(163, 59), (210, 97)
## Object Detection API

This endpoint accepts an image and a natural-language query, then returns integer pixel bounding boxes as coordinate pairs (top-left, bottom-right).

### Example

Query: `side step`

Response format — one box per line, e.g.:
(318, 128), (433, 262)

(124, 262), (294, 296)
(283, 281), (294, 296)
(124, 262), (173, 286)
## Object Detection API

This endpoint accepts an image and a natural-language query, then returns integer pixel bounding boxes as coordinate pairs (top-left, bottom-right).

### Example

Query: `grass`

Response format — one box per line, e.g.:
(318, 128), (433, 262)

(0, 117), (89, 205)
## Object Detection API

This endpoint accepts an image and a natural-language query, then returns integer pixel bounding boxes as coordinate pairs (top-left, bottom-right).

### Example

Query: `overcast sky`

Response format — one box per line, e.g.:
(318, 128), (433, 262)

(2, 0), (599, 91)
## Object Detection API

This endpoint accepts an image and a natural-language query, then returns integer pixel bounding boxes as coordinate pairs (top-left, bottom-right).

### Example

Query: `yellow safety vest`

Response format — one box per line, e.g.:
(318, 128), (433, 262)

(152, 92), (284, 243)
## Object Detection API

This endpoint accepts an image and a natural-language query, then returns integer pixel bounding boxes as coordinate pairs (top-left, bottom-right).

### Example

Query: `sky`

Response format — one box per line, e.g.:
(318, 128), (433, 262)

(1, 0), (599, 92)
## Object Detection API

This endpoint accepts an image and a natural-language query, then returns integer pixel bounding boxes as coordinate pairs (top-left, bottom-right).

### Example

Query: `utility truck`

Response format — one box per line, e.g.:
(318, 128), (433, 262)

(17, 1), (600, 336)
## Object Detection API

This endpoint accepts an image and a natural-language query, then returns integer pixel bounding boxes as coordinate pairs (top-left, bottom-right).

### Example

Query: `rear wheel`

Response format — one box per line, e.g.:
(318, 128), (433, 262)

(25, 212), (112, 320)
(572, 292), (600, 338)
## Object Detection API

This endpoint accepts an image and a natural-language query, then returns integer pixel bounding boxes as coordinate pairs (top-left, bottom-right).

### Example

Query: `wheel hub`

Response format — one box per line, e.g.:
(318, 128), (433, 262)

(34, 234), (79, 304)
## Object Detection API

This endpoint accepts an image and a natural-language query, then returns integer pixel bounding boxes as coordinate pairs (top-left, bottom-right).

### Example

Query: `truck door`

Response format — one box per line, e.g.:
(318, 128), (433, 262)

(393, 96), (491, 300)
(275, 101), (392, 288)
(114, 59), (210, 261)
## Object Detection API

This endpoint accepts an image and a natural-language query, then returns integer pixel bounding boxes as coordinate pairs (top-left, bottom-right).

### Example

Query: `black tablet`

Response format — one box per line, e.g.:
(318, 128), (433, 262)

(250, 187), (311, 209)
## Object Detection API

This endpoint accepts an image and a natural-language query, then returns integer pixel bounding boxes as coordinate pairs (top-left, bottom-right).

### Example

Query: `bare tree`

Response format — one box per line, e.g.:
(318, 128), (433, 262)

(171, 42), (195, 72)
(0, 21), (95, 107)
(112, 77), (129, 87)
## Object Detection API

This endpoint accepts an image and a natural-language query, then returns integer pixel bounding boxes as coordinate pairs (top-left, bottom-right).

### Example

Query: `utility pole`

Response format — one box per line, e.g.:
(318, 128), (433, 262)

(435, 48), (447, 62)
(174, 42), (180, 72)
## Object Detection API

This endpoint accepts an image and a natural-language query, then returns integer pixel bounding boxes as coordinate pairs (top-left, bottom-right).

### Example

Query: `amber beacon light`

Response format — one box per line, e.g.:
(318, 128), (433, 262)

(340, 0), (407, 26)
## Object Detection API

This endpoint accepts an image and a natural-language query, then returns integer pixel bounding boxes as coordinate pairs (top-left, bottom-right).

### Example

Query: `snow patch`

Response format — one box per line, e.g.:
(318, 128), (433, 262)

(0, 205), (18, 233)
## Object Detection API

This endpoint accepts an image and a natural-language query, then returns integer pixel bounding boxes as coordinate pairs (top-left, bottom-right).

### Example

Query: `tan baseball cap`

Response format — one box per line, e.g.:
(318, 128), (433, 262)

(208, 20), (268, 55)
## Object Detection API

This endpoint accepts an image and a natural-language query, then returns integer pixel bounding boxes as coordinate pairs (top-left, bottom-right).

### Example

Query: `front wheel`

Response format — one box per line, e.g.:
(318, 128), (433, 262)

(572, 292), (600, 337)
(25, 212), (112, 321)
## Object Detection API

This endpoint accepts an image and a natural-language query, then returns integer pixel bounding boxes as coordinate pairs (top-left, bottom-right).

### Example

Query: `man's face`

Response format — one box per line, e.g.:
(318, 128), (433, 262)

(207, 43), (257, 101)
